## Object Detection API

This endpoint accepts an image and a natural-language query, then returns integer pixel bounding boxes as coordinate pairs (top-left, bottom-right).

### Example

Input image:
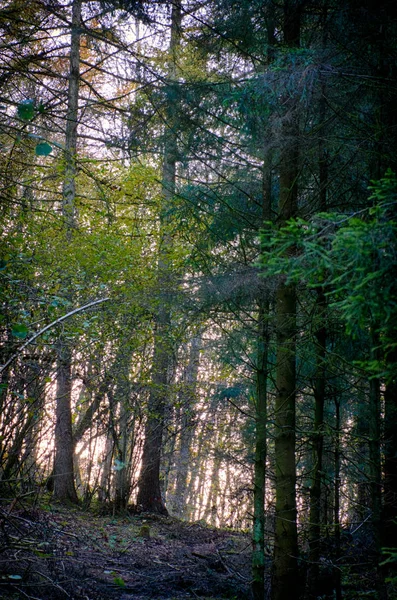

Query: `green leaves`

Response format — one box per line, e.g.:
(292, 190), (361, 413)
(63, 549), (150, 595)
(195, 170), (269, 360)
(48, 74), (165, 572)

(17, 99), (35, 121)
(11, 324), (29, 339)
(113, 576), (126, 587)
(260, 171), (397, 380)
(35, 141), (52, 156)
(17, 101), (53, 156)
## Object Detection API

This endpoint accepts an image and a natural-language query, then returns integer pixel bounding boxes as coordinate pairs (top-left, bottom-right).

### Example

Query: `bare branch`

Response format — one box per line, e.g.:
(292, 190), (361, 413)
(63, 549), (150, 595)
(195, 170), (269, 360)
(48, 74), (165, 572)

(0, 297), (110, 375)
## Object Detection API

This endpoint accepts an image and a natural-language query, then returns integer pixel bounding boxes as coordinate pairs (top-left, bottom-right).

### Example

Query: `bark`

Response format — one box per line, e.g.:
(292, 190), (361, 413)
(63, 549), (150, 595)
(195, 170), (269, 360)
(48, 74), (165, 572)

(62, 0), (81, 234)
(21, 365), (44, 489)
(383, 368), (397, 548)
(306, 290), (326, 599)
(307, 77), (328, 594)
(272, 281), (299, 600)
(53, 0), (82, 504)
(98, 434), (113, 504)
(114, 400), (129, 512)
(368, 369), (384, 596)
(113, 357), (133, 512)
(334, 399), (342, 600)
(271, 3), (301, 596)
(252, 299), (269, 600)
(252, 150), (272, 600)
(53, 344), (78, 503)
(136, 0), (181, 515)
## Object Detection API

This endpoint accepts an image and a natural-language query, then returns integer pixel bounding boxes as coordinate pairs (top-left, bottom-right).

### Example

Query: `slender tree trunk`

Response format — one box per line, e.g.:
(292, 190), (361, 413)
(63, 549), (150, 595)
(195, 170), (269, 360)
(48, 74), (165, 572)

(271, 3), (301, 598)
(172, 334), (201, 516)
(307, 290), (326, 599)
(98, 434), (113, 504)
(252, 152), (272, 599)
(252, 299), (269, 600)
(307, 80), (328, 593)
(185, 402), (216, 520)
(334, 398), (342, 600)
(21, 364), (45, 489)
(53, 0), (82, 504)
(205, 447), (221, 526)
(136, 0), (181, 514)
(62, 0), (81, 235)
(368, 335), (385, 597)
(114, 402), (129, 512)
(382, 364), (397, 547)
(54, 344), (78, 503)
(113, 353), (133, 512)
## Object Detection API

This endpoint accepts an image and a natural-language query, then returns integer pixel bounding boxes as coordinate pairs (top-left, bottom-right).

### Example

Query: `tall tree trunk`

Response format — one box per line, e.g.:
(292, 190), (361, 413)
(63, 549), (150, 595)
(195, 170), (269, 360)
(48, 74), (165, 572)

(136, 0), (181, 514)
(271, 3), (301, 598)
(53, 0), (82, 504)
(307, 75), (328, 597)
(252, 148), (272, 600)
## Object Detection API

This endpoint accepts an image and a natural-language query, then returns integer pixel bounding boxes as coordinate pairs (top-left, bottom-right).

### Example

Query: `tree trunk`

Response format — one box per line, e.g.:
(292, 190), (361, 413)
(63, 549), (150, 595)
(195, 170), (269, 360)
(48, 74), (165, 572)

(53, 0), (82, 504)
(172, 334), (201, 517)
(252, 299), (269, 600)
(136, 0), (181, 515)
(61, 0), (81, 235)
(271, 3), (301, 598)
(368, 336), (385, 597)
(307, 290), (326, 599)
(334, 398), (342, 600)
(54, 344), (78, 503)
(383, 367), (397, 547)
(98, 434), (113, 504)
(307, 71), (328, 589)
(252, 149), (272, 600)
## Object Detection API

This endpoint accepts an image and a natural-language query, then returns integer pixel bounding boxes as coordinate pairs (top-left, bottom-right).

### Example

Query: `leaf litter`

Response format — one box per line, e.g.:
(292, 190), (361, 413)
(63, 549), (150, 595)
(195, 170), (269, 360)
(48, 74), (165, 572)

(0, 503), (255, 599)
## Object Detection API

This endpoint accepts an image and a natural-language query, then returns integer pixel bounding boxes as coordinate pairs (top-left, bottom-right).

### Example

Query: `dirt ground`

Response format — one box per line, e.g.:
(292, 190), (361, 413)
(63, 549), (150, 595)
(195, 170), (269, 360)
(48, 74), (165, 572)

(0, 503), (257, 600)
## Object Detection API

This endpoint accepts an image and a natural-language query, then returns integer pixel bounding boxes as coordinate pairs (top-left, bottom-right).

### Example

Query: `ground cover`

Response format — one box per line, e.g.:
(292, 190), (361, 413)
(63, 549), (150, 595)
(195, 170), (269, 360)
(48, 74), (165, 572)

(0, 502), (254, 600)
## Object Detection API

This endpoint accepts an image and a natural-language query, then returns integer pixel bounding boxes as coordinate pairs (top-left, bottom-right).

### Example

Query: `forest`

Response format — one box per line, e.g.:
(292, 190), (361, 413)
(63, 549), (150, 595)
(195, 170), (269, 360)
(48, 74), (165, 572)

(0, 0), (397, 599)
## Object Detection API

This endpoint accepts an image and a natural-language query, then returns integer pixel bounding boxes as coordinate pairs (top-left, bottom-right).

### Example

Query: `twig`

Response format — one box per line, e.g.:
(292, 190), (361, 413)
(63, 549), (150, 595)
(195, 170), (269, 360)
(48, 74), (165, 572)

(350, 512), (372, 535)
(31, 569), (71, 598)
(216, 549), (249, 582)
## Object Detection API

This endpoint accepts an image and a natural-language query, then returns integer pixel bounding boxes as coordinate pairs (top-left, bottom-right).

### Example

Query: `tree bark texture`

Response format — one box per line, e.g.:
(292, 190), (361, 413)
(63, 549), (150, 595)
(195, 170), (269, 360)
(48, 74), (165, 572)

(307, 290), (326, 599)
(62, 0), (81, 234)
(383, 370), (397, 548)
(252, 143), (273, 600)
(54, 344), (78, 503)
(271, 3), (301, 598)
(136, 0), (181, 515)
(252, 299), (269, 600)
(53, 0), (82, 504)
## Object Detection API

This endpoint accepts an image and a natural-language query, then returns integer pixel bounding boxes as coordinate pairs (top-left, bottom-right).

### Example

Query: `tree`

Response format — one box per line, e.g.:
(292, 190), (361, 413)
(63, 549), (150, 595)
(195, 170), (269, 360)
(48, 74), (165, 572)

(136, 0), (182, 515)
(271, 2), (301, 598)
(52, 0), (82, 505)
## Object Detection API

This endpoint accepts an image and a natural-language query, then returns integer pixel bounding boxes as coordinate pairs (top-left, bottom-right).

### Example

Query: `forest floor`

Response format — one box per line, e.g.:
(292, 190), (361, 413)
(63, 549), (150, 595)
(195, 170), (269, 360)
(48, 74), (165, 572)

(0, 502), (256, 600)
